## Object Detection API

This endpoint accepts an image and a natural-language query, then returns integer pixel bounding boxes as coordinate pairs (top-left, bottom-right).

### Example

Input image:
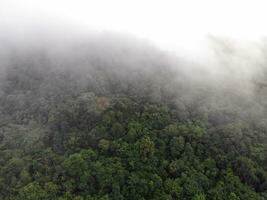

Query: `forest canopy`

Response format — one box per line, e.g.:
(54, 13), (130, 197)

(0, 33), (267, 200)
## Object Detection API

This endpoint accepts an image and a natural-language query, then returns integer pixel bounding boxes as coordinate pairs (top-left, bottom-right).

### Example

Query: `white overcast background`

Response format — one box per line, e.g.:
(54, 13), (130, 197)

(1, 0), (267, 59)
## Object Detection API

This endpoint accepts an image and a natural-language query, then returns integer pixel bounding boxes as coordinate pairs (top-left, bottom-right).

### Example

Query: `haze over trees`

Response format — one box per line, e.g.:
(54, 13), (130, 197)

(1, 31), (267, 200)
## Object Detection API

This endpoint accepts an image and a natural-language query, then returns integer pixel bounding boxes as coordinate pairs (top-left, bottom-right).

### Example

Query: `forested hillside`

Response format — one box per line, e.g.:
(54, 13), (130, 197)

(1, 36), (267, 200)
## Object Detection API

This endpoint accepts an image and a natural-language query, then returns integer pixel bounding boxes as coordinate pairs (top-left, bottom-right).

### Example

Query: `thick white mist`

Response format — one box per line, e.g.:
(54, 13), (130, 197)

(1, 0), (267, 60)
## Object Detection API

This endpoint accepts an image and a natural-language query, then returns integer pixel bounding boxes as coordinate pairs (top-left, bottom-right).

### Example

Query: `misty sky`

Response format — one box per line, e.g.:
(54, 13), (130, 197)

(1, 0), (267, 59)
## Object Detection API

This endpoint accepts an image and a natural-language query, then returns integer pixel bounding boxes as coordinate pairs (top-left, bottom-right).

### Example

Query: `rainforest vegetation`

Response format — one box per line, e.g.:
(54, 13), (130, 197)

(0, 36), (267, 200)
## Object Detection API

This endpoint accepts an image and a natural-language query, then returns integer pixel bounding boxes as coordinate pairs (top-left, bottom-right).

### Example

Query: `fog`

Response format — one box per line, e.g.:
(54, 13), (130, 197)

(1, 0), (267, 127)
(0, 23), (267, 126)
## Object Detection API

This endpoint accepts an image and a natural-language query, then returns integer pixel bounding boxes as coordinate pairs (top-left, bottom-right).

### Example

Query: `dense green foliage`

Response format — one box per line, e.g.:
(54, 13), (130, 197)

(1, 45), (267, 200)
